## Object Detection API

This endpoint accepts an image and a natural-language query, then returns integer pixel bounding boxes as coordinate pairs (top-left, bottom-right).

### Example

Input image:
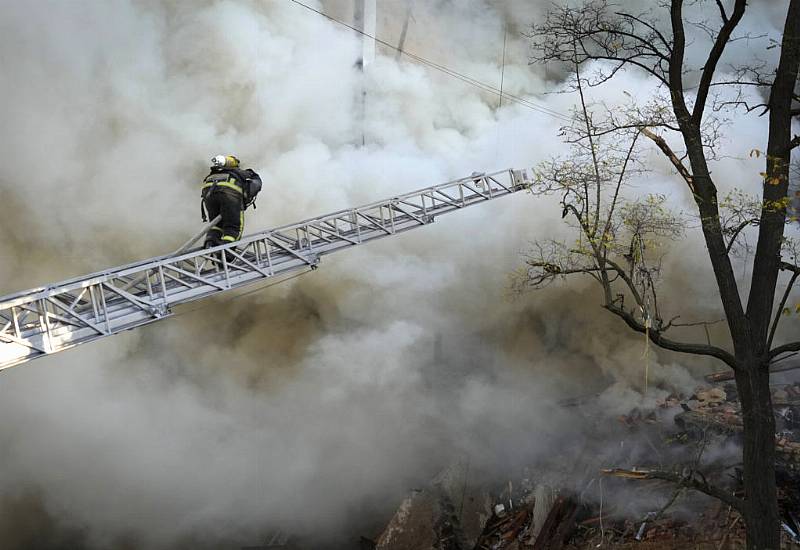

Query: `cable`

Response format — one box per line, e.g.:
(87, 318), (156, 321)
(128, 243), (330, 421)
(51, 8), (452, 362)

(286, 0), (572, 122)
(495, 26), (508, 163)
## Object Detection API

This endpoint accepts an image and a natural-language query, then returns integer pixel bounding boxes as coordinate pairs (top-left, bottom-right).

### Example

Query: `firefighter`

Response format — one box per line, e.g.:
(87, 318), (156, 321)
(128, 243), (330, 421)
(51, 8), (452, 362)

(201, 155), (262, 248)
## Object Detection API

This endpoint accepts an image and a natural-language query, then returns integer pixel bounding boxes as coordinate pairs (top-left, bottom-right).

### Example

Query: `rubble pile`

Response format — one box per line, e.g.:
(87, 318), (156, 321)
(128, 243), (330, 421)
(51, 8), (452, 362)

(565, 498), (754, 550)
(473, 503), (534, 549)
(370, 378), (800, 550)
(374, 461), (493, 550)
(467, 486), (744, 550)
(668, 383), (800, 473)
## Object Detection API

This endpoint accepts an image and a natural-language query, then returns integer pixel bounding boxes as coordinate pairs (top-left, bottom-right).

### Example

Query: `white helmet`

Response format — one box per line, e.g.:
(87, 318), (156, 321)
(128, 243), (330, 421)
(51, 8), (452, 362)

(211, 155), (240, 168)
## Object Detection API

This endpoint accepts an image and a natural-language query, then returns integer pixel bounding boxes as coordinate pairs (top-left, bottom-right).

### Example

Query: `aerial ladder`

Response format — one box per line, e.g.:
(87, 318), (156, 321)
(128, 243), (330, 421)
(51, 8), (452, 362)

(0, 169), (532, 371)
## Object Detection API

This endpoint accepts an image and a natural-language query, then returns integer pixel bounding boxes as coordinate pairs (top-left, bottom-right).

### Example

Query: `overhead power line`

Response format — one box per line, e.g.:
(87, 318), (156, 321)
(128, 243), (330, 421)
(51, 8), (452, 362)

(286, 0), (572, 122)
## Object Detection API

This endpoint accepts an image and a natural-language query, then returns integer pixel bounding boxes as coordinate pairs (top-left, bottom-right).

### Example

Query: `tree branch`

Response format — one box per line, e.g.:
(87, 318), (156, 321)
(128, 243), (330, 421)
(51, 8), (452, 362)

(668, 1), (692, 123)
(693, 0), (747, 124)
(615, 11), (672, 52)
(715, 0), (729, 24)
(604, 302), (737, 368)
(781, 261), (800, 275)
(663, 316), (725, 331)
(770, 260), (800, 359)
(767, 269), (799, 350)
(575, 49), (670, 88)
(574, 59), (603, 237)
(602, 468), (742, 511)
(526, 262), (602, 282)
(604, 258), (645, 306)
(725, 218), (760, 254)
(527, 5), (673, 88)
(566, 122), (682, 140)
(603, 131), (641, 257)
(587, 26), (670, 62)
(770, 341), (800, 360)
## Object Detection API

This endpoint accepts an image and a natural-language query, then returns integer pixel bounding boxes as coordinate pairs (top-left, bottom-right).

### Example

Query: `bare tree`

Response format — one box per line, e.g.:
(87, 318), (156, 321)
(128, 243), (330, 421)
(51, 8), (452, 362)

(521, 1), (800, 548)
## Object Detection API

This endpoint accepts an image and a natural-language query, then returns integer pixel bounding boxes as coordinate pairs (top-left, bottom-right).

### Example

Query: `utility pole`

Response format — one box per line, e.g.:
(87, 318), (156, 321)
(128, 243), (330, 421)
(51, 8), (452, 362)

(353, 0), (376, 146)
(395, 1), (413, 62)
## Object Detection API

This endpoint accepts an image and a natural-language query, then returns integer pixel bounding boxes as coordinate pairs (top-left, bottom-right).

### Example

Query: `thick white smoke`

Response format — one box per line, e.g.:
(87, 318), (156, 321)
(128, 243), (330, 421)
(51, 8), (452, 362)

(0, 1), (796, 548)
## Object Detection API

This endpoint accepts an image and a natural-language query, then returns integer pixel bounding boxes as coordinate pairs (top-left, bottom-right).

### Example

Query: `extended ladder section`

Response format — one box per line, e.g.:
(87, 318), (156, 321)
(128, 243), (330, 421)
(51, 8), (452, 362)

(0, 169), (531, 370)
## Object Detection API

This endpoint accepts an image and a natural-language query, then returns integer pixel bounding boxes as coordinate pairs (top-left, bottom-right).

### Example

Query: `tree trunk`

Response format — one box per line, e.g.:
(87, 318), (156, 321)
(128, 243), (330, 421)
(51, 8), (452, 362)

(736, 6), (800, 547)
(735, 364), (780, 550)
(746, 0), (800, 344)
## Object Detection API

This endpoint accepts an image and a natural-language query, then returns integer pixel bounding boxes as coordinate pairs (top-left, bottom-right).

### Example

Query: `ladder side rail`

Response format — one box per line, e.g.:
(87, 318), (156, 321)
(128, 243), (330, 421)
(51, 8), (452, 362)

(1, 169), (523, 315)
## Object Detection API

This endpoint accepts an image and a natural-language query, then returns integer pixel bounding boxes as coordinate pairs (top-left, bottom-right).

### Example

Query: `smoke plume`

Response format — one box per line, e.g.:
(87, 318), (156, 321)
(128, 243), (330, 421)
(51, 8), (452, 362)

(0, 1), (796, 548)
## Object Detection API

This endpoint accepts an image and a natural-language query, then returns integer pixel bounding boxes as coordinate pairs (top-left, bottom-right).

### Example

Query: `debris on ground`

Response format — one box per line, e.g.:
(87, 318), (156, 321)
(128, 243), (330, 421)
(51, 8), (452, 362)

(371, 378), (800, 549)
(375, 460), (492, 550)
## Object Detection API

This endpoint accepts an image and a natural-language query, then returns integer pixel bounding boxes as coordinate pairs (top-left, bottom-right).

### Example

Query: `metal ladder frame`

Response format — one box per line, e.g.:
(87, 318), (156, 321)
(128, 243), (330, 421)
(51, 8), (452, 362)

(0, 169), (531, 370)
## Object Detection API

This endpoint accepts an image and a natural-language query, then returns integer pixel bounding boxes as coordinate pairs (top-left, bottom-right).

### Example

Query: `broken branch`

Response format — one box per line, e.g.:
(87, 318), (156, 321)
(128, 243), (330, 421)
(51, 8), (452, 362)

(601, 468), (742, 511)
(641, 128), (695, 192)
(705, 360), (800, 383)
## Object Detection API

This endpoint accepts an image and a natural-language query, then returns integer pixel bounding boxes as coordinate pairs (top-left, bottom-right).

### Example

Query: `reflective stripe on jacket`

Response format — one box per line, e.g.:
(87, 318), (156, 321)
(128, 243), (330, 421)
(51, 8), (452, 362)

(202, 179), (243, 194)
(202, 169), (245, 195)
